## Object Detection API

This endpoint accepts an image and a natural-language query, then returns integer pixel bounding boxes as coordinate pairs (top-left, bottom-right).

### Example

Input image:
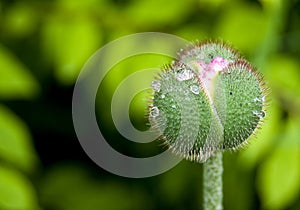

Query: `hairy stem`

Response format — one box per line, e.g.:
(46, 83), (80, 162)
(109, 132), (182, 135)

(203, 151), (223, 210)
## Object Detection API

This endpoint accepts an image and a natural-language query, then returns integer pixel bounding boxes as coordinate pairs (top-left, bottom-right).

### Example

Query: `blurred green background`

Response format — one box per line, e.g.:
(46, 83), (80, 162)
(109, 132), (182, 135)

(0, 0), (300, 209)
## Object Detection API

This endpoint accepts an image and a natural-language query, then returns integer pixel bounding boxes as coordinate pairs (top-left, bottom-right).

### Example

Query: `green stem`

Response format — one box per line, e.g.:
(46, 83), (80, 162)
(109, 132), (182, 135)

(203, 151), (223, 210)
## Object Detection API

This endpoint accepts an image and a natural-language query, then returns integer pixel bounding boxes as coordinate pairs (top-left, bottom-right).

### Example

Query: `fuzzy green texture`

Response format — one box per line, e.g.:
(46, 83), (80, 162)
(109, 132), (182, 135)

(203, 152), (223, 210)
(179, 42), (238, 65)
(149, 42), (266, 161)
(213, 62), (265, 150)
(149, 41), (267, 210)
(150, 67), (214, 162)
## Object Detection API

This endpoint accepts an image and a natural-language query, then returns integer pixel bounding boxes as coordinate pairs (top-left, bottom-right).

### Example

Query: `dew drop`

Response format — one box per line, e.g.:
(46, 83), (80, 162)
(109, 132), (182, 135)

(190, 84), (200, 94)
(150, 107), (159, 117)
(175, 69), (194, 81)
(184, 89), (189, 95)
(260, 111), (266, 118)
(171, 104), (176, 109)
(253, 110), (265, 118)
(161, 94), (165, 99)
(151, 80), (161, 92)
(253, 97), (261, 103)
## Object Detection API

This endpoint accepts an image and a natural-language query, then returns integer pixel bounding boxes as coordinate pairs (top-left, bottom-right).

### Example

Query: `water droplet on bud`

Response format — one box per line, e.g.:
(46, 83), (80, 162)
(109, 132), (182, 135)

(175, 69), (194, 81)
(252, 110), (265, 118)
(260, 111), (266, 118)
(150, 107), (159, 117)
(253, 97), (262, 103)
(151, 80), (161, 92)
(190, 84), (200, 94)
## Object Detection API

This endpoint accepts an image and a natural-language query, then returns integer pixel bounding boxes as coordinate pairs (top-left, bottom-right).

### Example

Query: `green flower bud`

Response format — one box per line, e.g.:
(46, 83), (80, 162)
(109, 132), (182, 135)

(149, 41), (268, 162)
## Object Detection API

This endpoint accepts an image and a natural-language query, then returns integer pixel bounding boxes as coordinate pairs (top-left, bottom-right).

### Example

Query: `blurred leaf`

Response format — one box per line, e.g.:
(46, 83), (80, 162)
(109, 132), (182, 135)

(42, 15), (101, 84)
(223, 153), (254, 210)
(101, 54), (171, 97)
(0, 105), (38, 172)
(97, 54), (170, 133)
(214, 2), (269, 55)
(257, 118), (300, 210)
(0, 165), (38, 210)
(158, 162), (193, 206)
(199, 0), (229, 10)
(264, 55), (300, 117)
(259, 0), (284, 10)
(2, 3), (38, 38)
(175, 24), (209, 41)
(129, 89), (151, 129)
(125, 0), (194, 28)
(56, 0), (104, 12)
(265, 54), (300, 97)
(40, 163), (149, 210)
(0, 46), (39, 99)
